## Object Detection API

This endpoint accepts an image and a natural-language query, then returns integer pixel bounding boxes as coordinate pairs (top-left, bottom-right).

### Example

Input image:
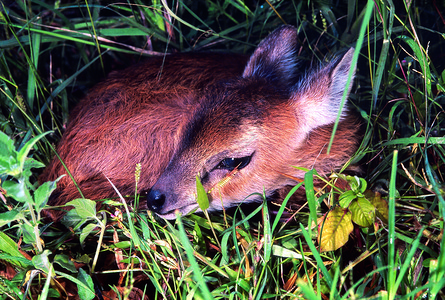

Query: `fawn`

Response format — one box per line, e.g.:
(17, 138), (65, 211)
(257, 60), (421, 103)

(41, 25), (359, 220)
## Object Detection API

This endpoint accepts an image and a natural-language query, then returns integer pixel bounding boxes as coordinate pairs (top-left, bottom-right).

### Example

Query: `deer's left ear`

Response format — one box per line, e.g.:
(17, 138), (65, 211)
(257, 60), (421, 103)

(291, 48), (356, 134)
(242, 25), (299, 88)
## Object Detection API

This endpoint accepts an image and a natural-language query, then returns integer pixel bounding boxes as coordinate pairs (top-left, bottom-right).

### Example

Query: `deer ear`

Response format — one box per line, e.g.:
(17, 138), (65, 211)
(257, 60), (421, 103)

(292, 48), (356, 133)
(243, 25), (299, 88)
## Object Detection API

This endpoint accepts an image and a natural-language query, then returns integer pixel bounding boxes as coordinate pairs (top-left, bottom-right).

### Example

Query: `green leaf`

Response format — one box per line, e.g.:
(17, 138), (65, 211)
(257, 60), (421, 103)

(141, 3), (165, 32)
(338, 190), (356, 208)
(0, 131), (16, 157)
(54, 254), (77, 273)
(222, 264), (239, 281)
(304, 169), (318, 226)
(0, 275), (26, 296)
(23, 158), (46, 173)
(62, 209), (87, 228)
(79, 223), (98, 245)
(77, 268), (95, 300)
(193, 221), (206, 252)
(16, 132), (51, 173)
(0, 131), (50, 178)
(175, 214), (213, 298)
(21, 222), (37, 245)
(346, 175), (367, 194)
(350, 197), (375, 227)
(358, 178), (367, 193)
(114, 241), (132, 249)
(66, 198), (97, 219)
(61, 199), (98, 229)
(32, 249), (52, 274)
(318, 207), (353, 252)
(0, 131), (18, 176)
(236, 278), (251, 293)
(34, 180), (58, 211)
(195, 176), (209, 211)
(2, 180), (33, 203)
(0, 210), (22, 227)
(0, 231), (30, 268)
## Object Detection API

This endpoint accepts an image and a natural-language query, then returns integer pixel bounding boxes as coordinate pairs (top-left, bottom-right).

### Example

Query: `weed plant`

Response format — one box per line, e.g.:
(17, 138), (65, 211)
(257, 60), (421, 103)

(0, 0), (444, 299)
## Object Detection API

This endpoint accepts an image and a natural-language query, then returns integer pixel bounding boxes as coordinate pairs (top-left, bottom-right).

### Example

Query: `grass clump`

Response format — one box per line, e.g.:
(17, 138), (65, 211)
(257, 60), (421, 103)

(1, 0), (445, 299)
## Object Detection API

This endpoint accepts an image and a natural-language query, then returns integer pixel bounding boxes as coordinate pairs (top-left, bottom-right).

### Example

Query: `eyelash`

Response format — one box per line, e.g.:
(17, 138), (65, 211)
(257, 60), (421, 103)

(215, 154), (253, 171)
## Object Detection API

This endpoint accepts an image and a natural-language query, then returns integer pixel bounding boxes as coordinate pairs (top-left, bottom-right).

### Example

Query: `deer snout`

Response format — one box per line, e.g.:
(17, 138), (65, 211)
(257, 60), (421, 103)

(146, 189), (166, 213)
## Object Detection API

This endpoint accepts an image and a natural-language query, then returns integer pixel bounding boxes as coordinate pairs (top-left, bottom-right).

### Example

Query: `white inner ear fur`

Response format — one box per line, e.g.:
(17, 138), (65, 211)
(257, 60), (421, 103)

(292, 48), (356, 135)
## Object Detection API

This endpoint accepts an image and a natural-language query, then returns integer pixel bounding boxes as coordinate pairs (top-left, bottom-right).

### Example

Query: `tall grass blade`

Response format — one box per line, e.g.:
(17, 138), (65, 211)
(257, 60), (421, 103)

(299, 224), (335, 294)
(176, 213), (214, 299)
(327, 0), (374, 153)
(372, 0), (394, 109)
(387, 150), (398, 298)
(304, 170), (317, 231)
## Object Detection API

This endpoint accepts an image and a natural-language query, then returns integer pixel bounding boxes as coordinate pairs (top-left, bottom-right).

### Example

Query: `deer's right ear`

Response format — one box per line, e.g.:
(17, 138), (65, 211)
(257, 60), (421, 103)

(243, 25), (299, 88)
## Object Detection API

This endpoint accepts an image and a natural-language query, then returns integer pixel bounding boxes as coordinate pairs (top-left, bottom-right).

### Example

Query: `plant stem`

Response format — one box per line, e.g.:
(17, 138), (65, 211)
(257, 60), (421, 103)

(91, 212), (106, 274)
(28, 202), (43, 253)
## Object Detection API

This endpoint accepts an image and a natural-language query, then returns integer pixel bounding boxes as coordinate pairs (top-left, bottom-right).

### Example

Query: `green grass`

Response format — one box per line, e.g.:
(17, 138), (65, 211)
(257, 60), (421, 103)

(1, 0), (445, 299)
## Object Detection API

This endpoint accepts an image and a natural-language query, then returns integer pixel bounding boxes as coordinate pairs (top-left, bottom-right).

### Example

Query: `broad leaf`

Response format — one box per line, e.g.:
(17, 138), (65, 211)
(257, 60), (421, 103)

(80, 223), (99, 245)
(0, 131), (50, 178)
(62, 209), (86, 228)
(66, 198), (97, 219)
(22, 222), (38, 245)
(77, 268), (95, 300)
(54, 254), (77, 273)
(346, 175), (367, 194)
(0, 210), (22, 227)
(32, 250), (52, 274)
(23, 158), (46, 175)
(16, 131), (51, 172)
(339, 190), (356, 208)
(0, 131), (18, 176)
(350, 197), (375, 227)
(318, 207), (353, 252)
(2, 180), (33, 203)
(34, 180), (58, 211)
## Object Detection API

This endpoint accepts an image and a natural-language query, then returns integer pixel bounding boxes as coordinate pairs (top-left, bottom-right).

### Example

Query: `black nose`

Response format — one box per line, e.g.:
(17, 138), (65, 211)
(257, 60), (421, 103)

(146, 189), (166, 213)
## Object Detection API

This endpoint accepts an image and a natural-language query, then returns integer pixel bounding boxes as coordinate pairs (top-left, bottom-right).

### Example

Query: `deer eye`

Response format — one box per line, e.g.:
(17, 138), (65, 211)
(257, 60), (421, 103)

(215, 154), (253, 171)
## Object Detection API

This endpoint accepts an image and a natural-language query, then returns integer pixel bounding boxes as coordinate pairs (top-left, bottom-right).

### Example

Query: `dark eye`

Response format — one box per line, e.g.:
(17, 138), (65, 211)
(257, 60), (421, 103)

(215, 155), (253, 171)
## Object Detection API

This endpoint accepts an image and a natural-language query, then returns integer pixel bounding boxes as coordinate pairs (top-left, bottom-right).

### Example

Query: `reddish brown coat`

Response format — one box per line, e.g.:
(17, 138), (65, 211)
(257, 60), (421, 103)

(40, 26), (360, 219)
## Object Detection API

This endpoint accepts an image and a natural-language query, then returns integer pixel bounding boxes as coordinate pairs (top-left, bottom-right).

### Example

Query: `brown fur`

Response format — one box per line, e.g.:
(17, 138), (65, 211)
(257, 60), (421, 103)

(40, 53), (248, 205)
(40, 26), (360, 220)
